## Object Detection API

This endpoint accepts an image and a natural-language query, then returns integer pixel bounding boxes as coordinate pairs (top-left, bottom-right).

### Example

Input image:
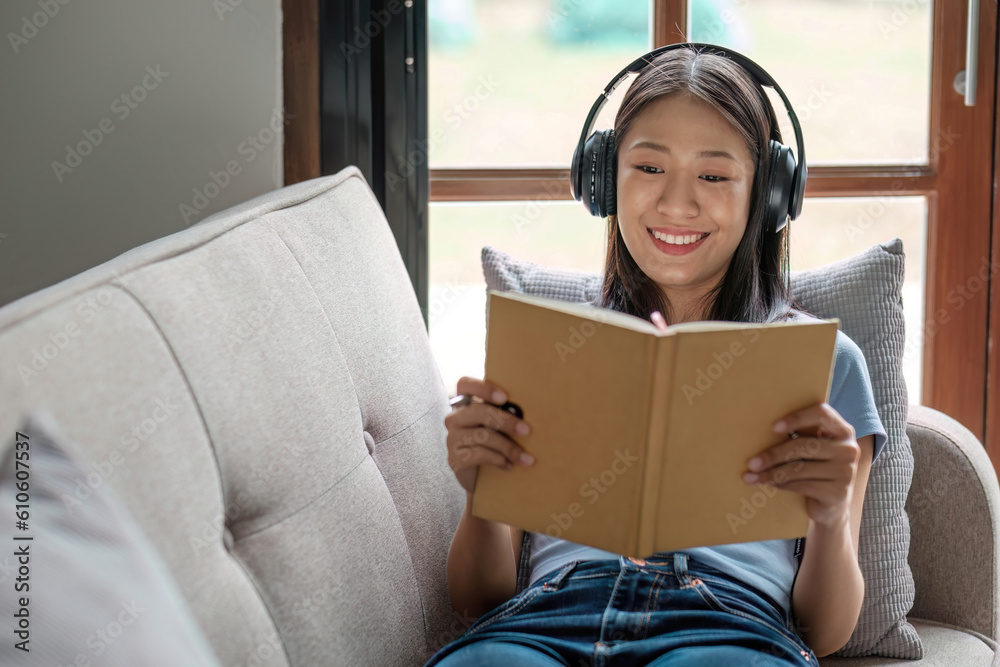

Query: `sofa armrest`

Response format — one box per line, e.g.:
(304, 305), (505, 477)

(905, 403), (1000, 641)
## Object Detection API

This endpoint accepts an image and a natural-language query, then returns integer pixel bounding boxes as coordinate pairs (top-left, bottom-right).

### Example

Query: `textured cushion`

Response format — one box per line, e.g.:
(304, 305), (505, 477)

(819, 619), (998, 667)
(0, 410), (219, 666)
(0, 167), (465, 667)
(482, 238), (920, 659)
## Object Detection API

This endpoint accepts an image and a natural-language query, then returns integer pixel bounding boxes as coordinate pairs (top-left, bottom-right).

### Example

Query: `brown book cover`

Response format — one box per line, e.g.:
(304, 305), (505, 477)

(471, 290), (840, 558)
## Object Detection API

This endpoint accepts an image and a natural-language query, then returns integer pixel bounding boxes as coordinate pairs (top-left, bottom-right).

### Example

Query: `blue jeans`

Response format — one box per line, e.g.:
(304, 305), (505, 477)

(425, 552), (818, 666)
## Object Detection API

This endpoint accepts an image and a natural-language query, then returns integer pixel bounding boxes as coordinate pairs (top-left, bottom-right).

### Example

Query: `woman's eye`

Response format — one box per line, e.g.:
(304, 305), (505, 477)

(636, 165), (662, 174)
(701, 174), (728, 183)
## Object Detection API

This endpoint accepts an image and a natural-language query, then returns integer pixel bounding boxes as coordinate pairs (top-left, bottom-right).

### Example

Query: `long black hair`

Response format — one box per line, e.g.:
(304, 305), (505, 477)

(599, 46), (805, 325)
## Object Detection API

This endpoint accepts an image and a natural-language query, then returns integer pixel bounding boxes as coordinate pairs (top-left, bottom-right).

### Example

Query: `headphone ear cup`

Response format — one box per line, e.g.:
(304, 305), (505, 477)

(577, 129), (616, 218)
(570, 135), (587, 204)
(764, 140), (796, 234)
(577, 130), (600, 217)
(597, 128), (617, 217)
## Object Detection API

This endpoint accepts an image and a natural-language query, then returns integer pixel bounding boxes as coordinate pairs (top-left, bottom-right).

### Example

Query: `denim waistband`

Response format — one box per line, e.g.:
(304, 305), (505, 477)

(542, 552), (732, 579)
(540, 554), (777, 604)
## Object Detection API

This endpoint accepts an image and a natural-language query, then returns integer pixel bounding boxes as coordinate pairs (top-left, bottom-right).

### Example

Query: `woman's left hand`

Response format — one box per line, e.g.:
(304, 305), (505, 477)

(743, 403), (860, 528)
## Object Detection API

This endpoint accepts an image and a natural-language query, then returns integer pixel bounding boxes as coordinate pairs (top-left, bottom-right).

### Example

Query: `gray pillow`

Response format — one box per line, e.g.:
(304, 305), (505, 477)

(481, 237), (921, 659)
(0, 409), (221, 667)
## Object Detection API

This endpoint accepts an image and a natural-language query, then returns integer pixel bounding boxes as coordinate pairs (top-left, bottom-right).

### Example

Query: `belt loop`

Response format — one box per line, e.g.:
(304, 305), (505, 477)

(673, 552), (688, 581)
(543, 560), (580, 591)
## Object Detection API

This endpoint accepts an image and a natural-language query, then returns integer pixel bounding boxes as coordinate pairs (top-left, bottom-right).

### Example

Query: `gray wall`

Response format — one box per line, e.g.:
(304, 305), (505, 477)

(0, 0), (283, 307)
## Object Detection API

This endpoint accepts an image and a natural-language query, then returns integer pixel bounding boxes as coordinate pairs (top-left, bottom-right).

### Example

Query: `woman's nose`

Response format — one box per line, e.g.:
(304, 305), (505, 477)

(656, 176), (699, 219)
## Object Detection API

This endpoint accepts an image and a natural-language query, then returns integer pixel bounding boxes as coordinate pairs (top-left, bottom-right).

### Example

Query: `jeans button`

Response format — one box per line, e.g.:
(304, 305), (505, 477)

(628, 557), (646, 565)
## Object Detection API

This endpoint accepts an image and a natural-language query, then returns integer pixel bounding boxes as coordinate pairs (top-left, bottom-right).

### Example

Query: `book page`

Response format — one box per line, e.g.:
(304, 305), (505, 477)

(472, 291), (655, 555)
(491, 291), (661, 335)
(651, 319), (839, 551)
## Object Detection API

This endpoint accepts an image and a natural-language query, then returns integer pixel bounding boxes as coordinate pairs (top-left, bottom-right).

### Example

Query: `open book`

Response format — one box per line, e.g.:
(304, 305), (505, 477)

(470, 290), (840, 558)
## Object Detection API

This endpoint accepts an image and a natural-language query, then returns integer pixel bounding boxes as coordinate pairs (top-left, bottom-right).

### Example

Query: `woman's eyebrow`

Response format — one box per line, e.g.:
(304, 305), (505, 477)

(628, 140), (737, 161)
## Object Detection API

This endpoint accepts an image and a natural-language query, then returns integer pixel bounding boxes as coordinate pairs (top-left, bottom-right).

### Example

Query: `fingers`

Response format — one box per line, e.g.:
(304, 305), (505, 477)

(741, 459), (855, 519)
(772, 402), (855, 442)
(455, 376), (509, 406)
(446, 377), (535, 485)
(651, 311), (668, 331)
(749, 403), (860, 527)
(447, 406), (533, 467)
(747, 431), (859, 476)
(449, 435), (513, 472)
(447, 398), (529, 437)
(742, 459), (839, 486)
(450, 377), (530, 436)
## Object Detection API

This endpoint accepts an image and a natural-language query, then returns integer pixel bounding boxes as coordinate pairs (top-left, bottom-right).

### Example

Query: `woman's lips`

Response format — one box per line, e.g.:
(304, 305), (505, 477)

(648, 228), (709, 256)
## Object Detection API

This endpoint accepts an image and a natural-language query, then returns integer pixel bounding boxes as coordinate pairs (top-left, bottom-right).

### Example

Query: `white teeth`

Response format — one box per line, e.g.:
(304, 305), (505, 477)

(651, 230), (707, 245)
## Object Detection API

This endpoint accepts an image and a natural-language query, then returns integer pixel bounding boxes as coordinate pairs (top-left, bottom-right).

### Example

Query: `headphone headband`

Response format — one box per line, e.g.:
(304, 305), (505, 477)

(572, 43), (807, 222)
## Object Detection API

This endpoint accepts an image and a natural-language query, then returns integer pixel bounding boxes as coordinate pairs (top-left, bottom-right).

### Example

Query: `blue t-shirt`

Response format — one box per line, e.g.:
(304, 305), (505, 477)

(527, 312), (889, 620)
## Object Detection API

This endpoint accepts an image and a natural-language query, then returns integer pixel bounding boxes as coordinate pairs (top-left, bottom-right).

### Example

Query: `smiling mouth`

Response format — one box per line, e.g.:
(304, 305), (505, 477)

(648, 229), (710, 245)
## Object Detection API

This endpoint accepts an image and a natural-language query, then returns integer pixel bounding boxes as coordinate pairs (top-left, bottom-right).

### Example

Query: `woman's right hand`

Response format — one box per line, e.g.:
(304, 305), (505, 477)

(445, 376), (535, 495)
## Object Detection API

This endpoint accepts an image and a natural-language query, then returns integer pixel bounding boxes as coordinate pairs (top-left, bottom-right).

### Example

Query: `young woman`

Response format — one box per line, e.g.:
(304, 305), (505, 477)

(429, 45), (888, 666)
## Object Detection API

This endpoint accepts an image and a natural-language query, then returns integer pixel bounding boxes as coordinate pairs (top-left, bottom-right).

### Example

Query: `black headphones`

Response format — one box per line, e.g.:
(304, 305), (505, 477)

(570, 43), (806, 234)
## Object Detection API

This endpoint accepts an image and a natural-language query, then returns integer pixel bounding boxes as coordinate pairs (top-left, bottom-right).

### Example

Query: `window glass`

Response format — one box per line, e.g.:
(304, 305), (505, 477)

(689, 0), (932, 164)
(428, 0), (651, 167)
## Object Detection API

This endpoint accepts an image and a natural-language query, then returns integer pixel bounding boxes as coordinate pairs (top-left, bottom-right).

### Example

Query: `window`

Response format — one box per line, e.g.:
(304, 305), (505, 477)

(428, 0), (944, 410)
(308, 0), (997, 465)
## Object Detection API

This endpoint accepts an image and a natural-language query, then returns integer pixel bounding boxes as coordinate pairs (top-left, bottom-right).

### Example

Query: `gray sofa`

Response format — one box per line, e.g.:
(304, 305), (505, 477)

(0, 166), (996, 666)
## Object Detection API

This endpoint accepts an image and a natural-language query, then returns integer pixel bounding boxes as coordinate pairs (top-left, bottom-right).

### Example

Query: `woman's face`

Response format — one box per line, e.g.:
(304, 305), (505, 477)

(615, 92), (755, 322)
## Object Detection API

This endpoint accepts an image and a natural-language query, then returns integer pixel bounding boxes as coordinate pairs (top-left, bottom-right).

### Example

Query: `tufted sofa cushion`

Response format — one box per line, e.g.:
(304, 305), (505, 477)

(0, 166), (465, 666)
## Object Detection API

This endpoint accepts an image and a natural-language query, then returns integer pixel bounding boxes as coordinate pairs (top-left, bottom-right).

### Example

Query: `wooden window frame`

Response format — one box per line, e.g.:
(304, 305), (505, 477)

(283, 0), (321, 185)
(287, 1), (999, 468)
